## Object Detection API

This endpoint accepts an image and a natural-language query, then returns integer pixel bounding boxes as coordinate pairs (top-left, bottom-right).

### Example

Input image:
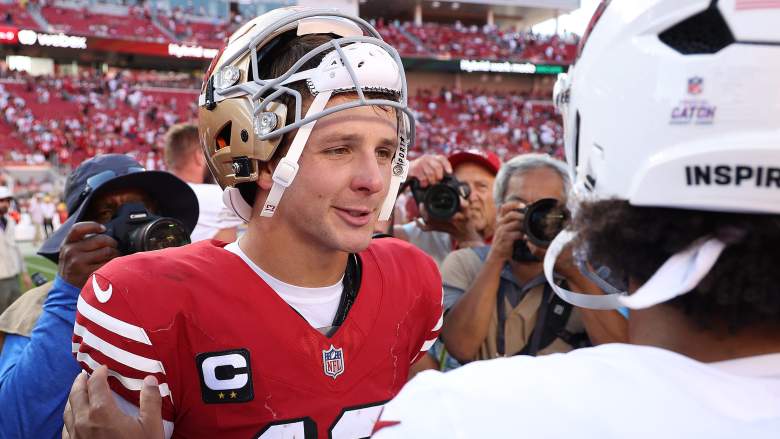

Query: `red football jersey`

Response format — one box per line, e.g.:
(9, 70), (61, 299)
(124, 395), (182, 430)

(72, 238), (442, 438)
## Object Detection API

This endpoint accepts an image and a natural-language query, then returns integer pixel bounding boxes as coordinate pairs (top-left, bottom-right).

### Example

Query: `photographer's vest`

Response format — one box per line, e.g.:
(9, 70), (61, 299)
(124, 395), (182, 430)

(471, 247), (589, 360)
(0, 282), (52, 352)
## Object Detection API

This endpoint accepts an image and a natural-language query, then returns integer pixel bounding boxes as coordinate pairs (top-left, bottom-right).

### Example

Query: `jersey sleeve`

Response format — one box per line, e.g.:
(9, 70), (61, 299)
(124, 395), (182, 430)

(410, 252), (444, 365)
(71, 271), (176, 423)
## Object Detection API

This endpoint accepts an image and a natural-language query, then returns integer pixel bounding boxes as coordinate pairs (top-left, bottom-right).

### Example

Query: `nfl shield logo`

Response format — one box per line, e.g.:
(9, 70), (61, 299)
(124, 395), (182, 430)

(322, 345), (345, 379)
(687, 77), (703, 95)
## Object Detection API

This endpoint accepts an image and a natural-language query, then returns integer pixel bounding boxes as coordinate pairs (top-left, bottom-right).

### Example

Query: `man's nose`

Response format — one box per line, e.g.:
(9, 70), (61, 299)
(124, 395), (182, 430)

(352, 154), (384, 195)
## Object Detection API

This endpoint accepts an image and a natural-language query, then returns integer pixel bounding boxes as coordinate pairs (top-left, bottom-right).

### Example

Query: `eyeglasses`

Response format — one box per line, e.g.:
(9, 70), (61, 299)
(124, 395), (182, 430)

(73, 167), (145, 214)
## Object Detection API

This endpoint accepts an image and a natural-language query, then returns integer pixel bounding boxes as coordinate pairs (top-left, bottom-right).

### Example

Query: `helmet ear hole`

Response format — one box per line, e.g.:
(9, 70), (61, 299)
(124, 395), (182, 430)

(237, 181), (258, 207)
(216, 122), (232, 150)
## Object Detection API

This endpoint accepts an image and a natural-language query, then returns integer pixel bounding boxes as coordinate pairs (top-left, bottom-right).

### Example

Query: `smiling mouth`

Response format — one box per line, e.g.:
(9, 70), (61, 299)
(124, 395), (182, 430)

(333, 207), (374, 227)
(334, 207), (371, 217)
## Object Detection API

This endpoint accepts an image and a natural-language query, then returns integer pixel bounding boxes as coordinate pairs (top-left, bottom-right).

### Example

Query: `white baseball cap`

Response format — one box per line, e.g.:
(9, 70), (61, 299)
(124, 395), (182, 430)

(0, 186), (13, 200)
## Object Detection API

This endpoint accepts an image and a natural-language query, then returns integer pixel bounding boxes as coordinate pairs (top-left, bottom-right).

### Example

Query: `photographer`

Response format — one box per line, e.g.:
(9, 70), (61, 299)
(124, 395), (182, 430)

(0, 154), (197, 439)
(395, 150), (500, 266)
(441, 154), (627, 363)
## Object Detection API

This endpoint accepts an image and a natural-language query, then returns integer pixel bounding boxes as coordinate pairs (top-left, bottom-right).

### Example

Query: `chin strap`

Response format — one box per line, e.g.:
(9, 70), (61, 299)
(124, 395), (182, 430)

(544, 229), (727, 310)
(260, 91), (333, 218)
(378, 133), (409, 221)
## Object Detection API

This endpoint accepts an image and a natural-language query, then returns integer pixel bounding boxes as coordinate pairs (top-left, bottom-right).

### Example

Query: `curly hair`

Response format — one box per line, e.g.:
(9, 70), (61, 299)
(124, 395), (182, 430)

(575, 199), (780, 332)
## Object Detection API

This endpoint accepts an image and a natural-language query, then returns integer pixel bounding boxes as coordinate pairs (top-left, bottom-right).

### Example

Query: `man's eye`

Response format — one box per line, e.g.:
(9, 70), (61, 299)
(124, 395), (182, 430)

(376, 148), (393, 160)
(325, 147), (349, 156)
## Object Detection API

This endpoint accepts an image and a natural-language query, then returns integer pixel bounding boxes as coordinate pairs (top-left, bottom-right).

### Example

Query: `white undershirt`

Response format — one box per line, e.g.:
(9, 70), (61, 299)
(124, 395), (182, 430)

(224, 240), (344, 330)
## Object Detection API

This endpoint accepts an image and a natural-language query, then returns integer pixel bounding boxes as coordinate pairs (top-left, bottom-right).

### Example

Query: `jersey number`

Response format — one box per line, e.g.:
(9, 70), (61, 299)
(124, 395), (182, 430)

(256, 402), (386, 439)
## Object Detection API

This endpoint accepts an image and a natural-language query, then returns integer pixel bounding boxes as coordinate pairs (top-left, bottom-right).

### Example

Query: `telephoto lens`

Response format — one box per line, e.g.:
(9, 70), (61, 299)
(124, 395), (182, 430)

(408, 175), (471, 221)
(522, 198), (570, 248)
(105, 202), (191, 255)
(127, 218), (191, 253)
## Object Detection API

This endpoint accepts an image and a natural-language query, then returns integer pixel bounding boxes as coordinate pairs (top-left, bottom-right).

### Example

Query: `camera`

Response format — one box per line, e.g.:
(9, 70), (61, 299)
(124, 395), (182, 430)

(408, 174), (471, 221)
(31, 272), (48, 287)
(512, 198), (569, 262)
(105, 202), (191, 255)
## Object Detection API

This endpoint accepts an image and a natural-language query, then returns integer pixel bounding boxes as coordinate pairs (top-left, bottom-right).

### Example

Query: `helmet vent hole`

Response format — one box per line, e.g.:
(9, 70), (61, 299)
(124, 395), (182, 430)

(659, 6), (735, 54)
(358, 61), (365, 68)
(216, 121), (232, 150)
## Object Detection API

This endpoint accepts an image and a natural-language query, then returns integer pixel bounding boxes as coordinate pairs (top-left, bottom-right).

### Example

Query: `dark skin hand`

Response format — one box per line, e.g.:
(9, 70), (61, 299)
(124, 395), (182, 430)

(59, 188), (156, 288)
(58, 222), (120, 289)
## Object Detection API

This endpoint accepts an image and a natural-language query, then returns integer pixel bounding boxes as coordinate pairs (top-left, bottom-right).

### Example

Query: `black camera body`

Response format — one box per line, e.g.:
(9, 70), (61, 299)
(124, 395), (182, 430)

(30, 272), (48, 287)
(512, 198), (569, 262)
(408, 174), (471, 221)
(104, 202), (191, 255)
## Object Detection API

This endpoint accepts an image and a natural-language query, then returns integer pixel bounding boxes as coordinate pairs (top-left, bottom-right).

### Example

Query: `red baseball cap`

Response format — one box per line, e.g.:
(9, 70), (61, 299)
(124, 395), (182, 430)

(448, 149), (501, 176)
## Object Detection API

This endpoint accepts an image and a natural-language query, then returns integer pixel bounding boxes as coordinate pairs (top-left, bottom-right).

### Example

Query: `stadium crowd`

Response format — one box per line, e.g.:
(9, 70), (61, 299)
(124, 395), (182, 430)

(0, 1), (577, 63)
(374, 19), (578, 63)
(0, 69), (564, 168)
(0, 69), (198, 168)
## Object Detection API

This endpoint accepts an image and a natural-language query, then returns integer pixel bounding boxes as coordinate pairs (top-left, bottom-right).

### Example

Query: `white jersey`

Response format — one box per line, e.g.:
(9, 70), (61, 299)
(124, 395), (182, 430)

(373, 344), (780, 439)
(187, 183), (244, 242)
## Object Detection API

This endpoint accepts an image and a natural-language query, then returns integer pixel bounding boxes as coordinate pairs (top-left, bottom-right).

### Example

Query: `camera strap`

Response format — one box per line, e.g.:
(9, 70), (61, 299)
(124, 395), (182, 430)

(471, 246), (588, 356)
(516, 281), (591, 357)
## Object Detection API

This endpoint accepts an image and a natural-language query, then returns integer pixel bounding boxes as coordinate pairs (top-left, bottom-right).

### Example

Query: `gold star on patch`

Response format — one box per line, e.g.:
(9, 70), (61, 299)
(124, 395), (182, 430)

(230, 391), (237, 399)
(218, 392), (225, 399)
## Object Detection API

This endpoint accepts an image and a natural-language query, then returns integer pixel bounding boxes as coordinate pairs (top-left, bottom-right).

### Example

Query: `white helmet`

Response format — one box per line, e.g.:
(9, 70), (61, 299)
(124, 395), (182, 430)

(547, 0), (780, 310)
(199, 7), (413, 222)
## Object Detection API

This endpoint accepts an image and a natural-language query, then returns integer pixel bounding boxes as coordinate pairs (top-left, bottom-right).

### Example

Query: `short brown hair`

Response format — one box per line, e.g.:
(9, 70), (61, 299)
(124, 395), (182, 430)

(163, 123), (200, 171)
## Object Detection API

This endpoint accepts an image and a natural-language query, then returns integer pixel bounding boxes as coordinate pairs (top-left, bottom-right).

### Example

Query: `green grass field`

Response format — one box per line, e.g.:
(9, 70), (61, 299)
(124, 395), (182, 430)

(22, 255), (57, 292)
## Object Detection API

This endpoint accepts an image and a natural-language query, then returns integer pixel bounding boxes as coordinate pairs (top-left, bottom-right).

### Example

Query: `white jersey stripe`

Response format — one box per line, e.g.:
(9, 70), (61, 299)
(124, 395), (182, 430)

(432, 315), (443, 332)
(77, 296), (152, 345)
(72, 345), (172, 398)
(421, 337), (437, 352)
(73, 322), (166, 374)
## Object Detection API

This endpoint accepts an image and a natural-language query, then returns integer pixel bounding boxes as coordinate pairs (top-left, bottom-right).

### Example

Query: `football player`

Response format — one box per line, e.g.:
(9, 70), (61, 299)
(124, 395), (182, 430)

(372, 1), (780, 437)
(65, 7), (442, 439)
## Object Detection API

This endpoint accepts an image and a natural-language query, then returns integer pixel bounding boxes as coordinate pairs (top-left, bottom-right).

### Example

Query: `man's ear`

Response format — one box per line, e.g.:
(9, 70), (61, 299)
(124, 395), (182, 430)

(257, 159), (275, 191)
(193, 147), (206, 168)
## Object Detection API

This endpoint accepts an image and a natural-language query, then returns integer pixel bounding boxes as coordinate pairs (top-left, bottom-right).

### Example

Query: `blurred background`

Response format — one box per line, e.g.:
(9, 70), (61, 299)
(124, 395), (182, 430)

(0, 0), (594, 284)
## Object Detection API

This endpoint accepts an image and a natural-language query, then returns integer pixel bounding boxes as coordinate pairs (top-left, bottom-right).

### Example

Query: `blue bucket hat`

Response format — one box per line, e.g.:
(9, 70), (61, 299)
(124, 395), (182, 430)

(38, 154), (199, 263)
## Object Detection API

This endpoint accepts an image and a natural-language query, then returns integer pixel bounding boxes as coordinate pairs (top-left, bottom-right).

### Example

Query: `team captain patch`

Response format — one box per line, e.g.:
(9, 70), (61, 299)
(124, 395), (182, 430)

(196, 349), (254, 404)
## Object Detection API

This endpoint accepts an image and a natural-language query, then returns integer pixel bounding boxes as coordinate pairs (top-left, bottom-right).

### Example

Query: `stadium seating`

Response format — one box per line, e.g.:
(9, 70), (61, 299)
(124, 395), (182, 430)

(0, 2), (40, 29)
(41, 4), (167, 41)
(410, 88), (563, 160)
(9, 2), (576, 62)
(0, 69), (563, 167)
(0, 71), (197, 167)
(374, 20), (577, 63)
